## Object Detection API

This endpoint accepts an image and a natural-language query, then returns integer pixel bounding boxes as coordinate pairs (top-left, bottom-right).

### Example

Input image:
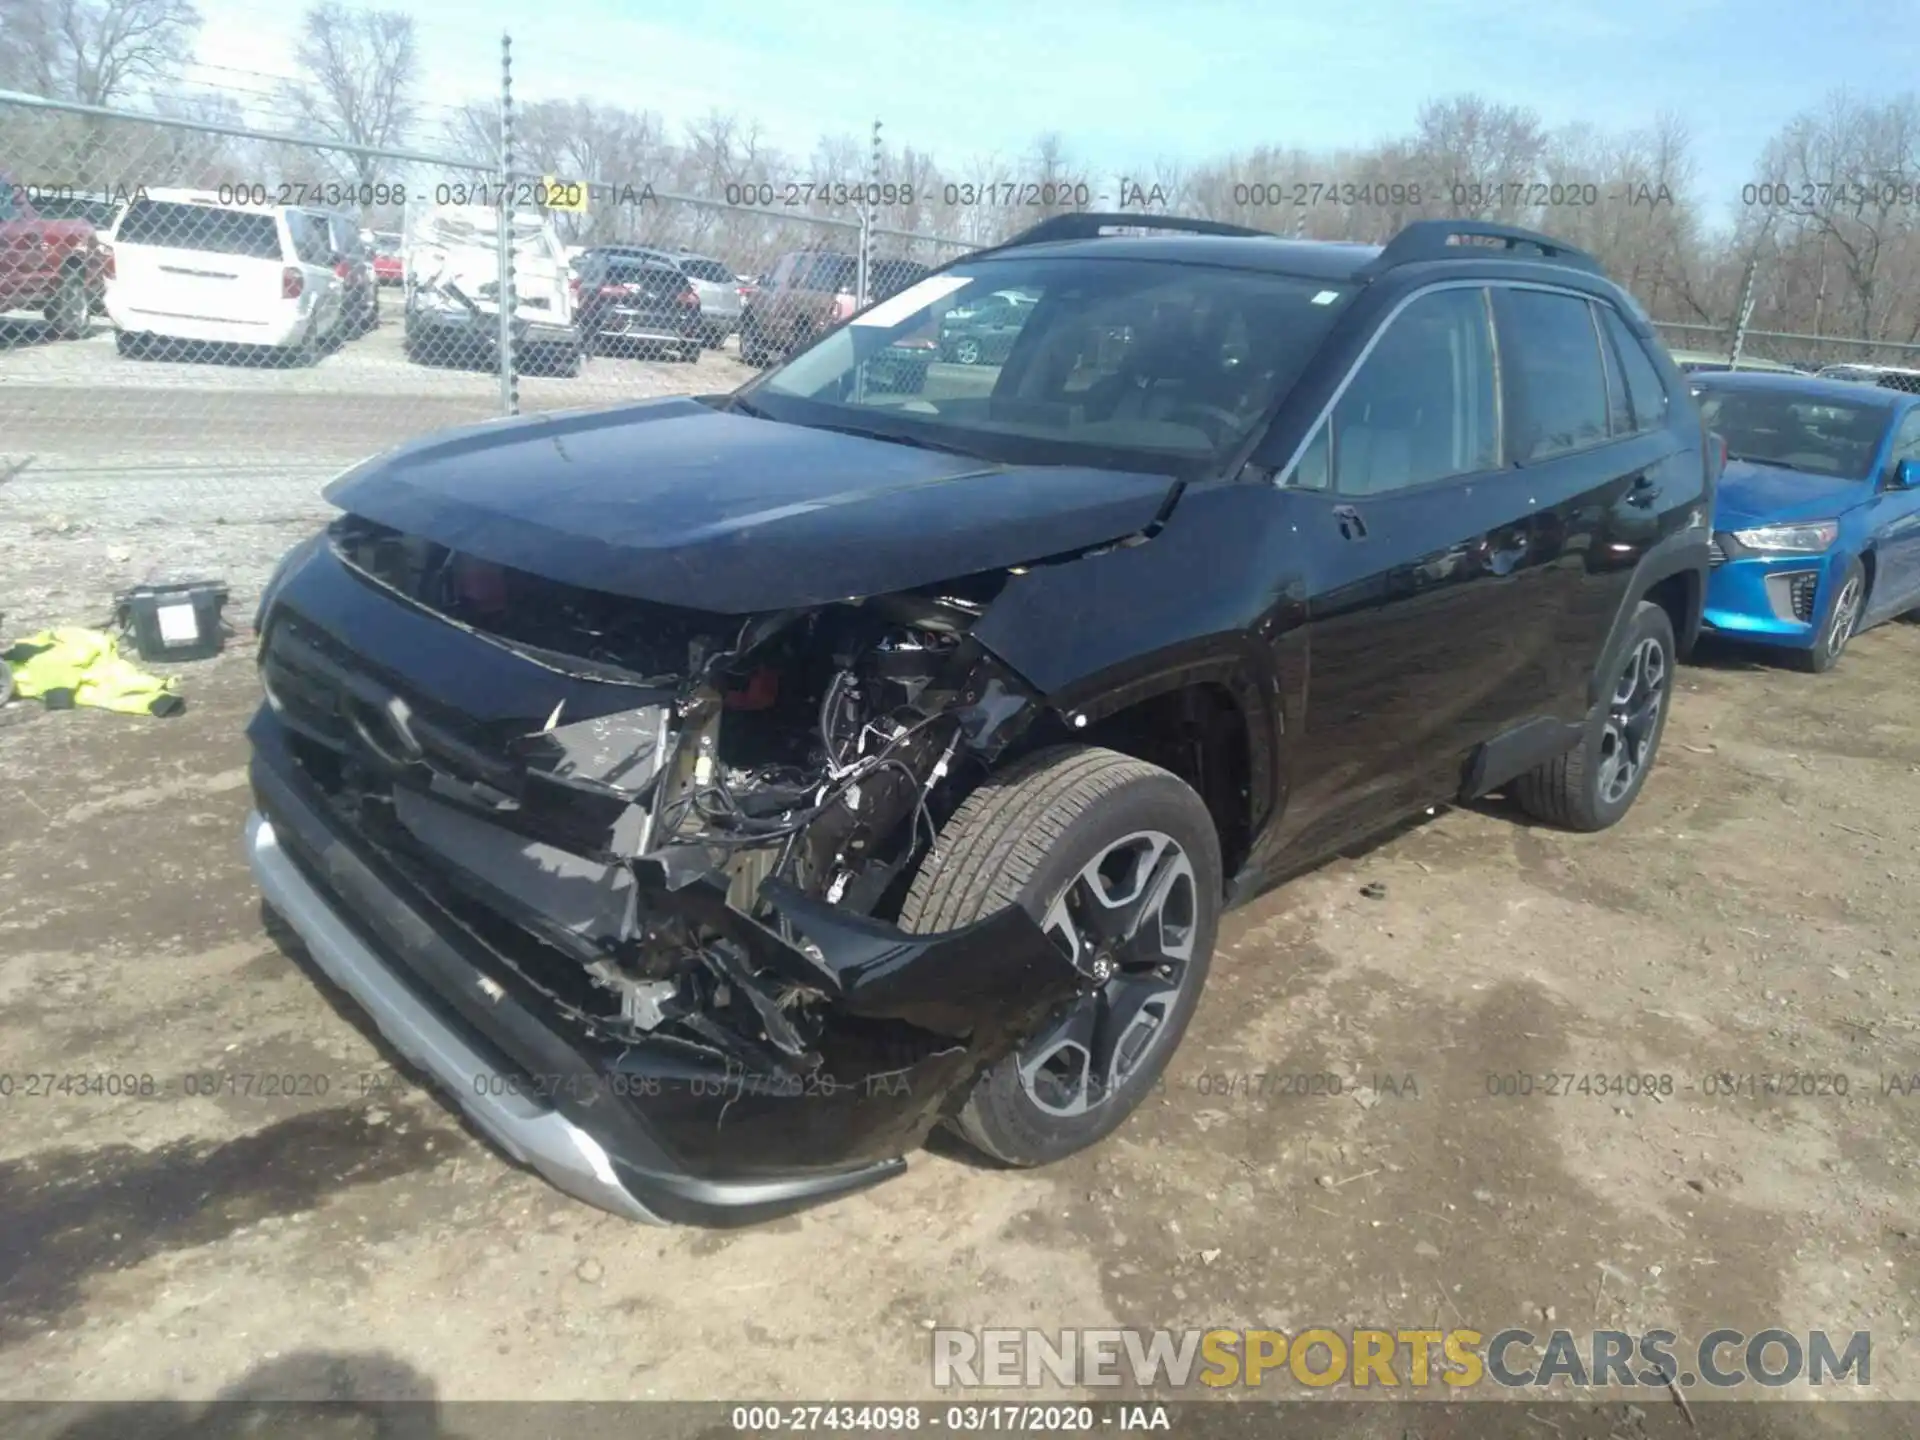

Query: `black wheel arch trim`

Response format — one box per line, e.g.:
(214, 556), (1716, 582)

(1587, 529), (1708, 707)
(981, 637), (1286, 871)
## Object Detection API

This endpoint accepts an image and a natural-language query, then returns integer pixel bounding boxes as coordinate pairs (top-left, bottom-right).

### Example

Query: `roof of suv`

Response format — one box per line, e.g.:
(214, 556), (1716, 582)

(961, 215), (1618, 290)
(990, 234), (1380, 280)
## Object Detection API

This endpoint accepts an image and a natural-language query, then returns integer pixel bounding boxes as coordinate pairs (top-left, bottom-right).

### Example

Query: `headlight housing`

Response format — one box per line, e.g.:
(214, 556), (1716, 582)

(1731, 520), (1839, 553)
(252, 529), (325, 635)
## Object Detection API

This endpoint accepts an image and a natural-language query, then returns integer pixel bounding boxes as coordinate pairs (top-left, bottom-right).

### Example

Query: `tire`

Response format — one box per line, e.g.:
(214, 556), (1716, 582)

(953, 337), (982, 365)
(283, 319), (321, 368)
(900, 745), (1223, 1167)
(1794, 557), (1866, 673)
(1513, 599), (1675, 832)
(46, 268), (89, 339)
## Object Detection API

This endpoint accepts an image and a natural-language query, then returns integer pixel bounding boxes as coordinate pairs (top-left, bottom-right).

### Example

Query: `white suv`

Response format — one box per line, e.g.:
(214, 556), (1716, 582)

(105, 190), (344, 362)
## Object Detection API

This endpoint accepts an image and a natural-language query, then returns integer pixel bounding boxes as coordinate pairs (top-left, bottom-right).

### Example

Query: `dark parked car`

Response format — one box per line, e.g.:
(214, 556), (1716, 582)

(571, 251), (702, 359)
(323, 214), (378, 338)
(245, 215), (1710, 1227)
(740, 251), (930, 366)
(939, 288), (1037, 364)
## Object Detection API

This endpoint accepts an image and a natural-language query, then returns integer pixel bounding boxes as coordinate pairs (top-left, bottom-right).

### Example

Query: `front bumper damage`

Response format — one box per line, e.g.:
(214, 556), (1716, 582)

(244, 530), (1082, 1225)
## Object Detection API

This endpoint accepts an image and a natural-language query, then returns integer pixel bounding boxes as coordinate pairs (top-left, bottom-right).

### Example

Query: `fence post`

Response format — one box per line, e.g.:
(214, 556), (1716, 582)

(857, 118), (880, 307)
(1728, 254), (1760, 371)
(497, 30), (519, 416)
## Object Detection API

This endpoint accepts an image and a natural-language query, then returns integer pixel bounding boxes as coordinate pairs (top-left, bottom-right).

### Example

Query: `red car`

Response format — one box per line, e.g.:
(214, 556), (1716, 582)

(369, 231), (404, 286)
(0, 178), (108, 336)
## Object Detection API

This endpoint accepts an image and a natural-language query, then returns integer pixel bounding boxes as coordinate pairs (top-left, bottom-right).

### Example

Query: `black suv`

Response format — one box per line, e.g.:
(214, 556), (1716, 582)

(245, 214), (1711, 1227)
(571, 250), (703, 360)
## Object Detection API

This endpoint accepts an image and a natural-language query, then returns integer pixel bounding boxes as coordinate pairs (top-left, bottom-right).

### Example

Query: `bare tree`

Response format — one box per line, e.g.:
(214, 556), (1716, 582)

(283, 1), (418, 192)
(0, 0), (200, 105)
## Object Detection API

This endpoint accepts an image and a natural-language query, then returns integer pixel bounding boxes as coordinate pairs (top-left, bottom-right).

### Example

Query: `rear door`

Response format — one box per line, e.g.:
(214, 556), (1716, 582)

(112, 199), (289, 325)
(1274, 283), (1543, 855)
(1494, 285), (1687, 720)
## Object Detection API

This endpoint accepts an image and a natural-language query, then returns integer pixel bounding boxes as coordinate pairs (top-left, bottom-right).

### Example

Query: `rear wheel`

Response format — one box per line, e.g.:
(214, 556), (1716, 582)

(46, 268), (89, 339)
(953, 336), (982, 365)
(1513, 600), (1675, 832)
(1795, 558), (1865, 673)
(900, 746), (1223, 1168)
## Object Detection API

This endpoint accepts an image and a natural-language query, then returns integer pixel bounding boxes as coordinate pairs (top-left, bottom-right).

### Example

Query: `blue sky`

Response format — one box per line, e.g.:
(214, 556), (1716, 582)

(191, 0), (1898, 229)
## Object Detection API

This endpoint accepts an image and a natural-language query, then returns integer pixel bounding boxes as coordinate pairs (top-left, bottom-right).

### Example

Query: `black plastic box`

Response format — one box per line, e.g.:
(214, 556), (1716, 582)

(116, 581), (230, 663)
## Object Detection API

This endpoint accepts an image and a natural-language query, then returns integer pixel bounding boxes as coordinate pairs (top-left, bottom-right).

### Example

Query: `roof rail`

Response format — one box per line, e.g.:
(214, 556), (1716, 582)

(1358, 219), (1602, 277)
(977, 211), (1274, 255)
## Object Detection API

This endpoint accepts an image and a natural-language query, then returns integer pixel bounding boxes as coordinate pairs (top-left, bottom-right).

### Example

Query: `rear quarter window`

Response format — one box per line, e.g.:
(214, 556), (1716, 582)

(1598, 306), (1670, 432)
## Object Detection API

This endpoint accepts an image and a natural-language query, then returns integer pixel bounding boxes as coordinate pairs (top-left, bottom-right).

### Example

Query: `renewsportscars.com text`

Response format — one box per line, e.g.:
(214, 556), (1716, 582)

(933, 1327), (1871, 1390)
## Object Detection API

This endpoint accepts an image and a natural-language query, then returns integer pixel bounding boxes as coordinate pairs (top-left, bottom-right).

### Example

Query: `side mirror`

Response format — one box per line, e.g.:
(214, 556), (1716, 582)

(1895, 458), (1920, 490)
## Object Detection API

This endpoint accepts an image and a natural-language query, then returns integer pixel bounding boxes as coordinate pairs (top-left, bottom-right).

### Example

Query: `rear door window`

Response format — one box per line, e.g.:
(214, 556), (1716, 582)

(1496, 288), (1611, 461)
(287, 211), (332, 265)
(117, 199), (282, 258)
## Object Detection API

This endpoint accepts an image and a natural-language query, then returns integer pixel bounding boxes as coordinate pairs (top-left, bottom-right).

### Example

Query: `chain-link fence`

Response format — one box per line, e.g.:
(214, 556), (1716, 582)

(0, 81), (973, 465)
(0, 74), (974, 625)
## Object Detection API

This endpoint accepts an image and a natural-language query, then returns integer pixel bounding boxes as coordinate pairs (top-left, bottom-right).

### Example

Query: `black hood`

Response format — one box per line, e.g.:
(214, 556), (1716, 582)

(324, 397), (1177, 613)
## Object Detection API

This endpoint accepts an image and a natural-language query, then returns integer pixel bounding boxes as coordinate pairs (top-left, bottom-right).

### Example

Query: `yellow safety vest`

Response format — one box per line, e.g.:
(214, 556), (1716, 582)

(3, 628), (185, 717)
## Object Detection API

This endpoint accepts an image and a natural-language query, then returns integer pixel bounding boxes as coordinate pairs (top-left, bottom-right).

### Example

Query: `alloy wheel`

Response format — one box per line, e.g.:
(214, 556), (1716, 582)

(1597, 636), (1667, 806)
(1018, 831), (1198, 1118)
(954, 338), (981, 365)
(1827, 573), (1863, 658)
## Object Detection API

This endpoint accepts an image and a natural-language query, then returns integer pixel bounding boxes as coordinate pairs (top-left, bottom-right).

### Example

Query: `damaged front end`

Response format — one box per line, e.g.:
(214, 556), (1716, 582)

(246, 514), (1081, 1222)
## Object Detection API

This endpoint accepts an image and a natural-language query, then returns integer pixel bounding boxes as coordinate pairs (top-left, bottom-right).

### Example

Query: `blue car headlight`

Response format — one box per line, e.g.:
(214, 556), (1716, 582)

(1730, 520), (1839, 554)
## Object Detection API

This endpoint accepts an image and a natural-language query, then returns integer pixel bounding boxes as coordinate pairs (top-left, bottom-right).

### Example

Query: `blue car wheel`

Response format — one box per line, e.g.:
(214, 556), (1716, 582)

(1798, 556), (1866, 673)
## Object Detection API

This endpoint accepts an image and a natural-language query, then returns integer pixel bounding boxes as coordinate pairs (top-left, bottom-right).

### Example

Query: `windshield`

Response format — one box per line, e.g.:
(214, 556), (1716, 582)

(1695, 386), (1889, 479)
(749, 257), (1353, 478)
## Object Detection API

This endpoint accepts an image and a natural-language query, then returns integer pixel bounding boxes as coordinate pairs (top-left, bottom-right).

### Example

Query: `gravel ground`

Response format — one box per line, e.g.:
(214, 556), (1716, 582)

(3, 304), (1920, 1428)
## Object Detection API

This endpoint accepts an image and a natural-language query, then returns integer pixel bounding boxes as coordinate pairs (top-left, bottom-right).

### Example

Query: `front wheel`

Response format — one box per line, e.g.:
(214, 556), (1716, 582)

(900, 746), (1223, 1168)
(1795, 557), (1865, 673)
(1513, 599), (1675, 832)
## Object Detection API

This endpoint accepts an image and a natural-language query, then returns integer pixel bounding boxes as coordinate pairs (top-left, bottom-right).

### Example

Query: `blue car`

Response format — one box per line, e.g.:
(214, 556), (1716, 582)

(1695, 372), (1920, 671)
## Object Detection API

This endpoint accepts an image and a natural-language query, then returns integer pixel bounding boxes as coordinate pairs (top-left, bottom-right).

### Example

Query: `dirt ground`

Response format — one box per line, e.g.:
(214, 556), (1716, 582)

(2, 600), (1919, 1421)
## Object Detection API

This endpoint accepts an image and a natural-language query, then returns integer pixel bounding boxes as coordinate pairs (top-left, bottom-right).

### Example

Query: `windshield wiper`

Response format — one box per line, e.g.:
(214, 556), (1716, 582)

(729, 394), (770, 418)
(1725, 452), (1797, 470)
(792, 416), (979, 457)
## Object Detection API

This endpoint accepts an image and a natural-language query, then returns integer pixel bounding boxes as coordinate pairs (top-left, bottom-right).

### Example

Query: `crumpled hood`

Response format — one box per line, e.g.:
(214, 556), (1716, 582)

(324, 397), (1177, 614)
(1713, 459), (1871, 530)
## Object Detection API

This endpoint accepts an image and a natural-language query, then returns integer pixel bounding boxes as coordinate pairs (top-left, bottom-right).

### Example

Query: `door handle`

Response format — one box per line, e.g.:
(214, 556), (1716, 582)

(1332, 503), (1368, 541)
